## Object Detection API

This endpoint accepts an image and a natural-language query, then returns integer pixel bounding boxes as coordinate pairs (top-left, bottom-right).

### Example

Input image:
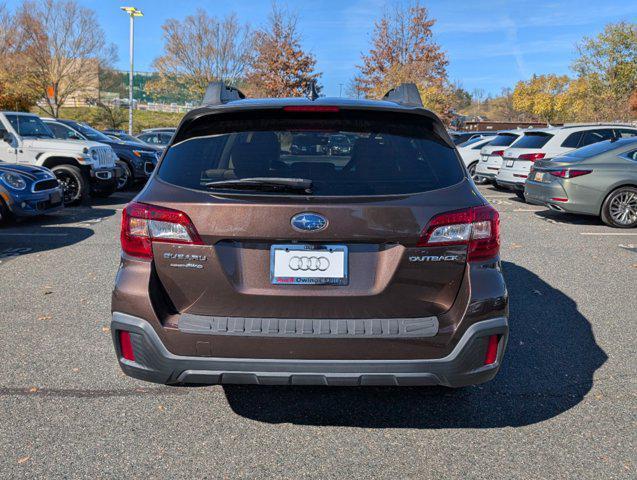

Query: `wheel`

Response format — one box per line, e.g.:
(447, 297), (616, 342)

(0, 197), (11, 225)
(116, 160), (133, 191)
(515, 191), (526, 201)
(601, 186), (637, 228)
(51, 164), (87, 206)
(468, 162), (487, 184)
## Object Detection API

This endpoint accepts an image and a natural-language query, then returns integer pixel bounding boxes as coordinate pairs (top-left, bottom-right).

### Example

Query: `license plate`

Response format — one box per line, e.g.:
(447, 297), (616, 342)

(534, 172), (545, 182)
(506, 160), (514, 167)
(270, 244), (348, 285)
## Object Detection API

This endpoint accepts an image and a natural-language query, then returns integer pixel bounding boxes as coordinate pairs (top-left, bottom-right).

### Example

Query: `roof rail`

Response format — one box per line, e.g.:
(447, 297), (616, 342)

(382, 83), (423, 108)
(202, 82), (246, 106)
(561, 122), (636, 129)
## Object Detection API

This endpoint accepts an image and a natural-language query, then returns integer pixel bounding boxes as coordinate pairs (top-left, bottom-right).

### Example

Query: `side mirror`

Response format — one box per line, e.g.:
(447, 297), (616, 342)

(2, 132), (15, 144)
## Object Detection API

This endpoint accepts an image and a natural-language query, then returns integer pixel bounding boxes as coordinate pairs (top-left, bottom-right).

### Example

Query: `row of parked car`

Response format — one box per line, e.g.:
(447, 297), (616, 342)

(454, 124), (637, 228)
(0, 109), (175, 225)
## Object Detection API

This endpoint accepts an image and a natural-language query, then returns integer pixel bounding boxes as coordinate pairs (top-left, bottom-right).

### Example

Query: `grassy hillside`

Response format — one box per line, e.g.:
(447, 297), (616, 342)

(32, 106), (184, 133)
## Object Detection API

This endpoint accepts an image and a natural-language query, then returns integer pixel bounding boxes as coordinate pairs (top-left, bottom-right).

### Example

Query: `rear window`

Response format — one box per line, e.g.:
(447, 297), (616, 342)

(158, 112), (464, 196)
(510, 132), (553, 149)
(568, 139), (623, 158)
(487, 133), (519, 147)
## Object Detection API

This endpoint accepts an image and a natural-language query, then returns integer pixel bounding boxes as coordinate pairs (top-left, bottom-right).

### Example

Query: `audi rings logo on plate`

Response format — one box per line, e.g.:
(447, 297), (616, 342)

(288, 256), (330, 271)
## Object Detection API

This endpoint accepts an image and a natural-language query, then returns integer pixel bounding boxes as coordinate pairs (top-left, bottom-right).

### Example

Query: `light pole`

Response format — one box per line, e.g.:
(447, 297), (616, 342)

(120, 6), (143, 135)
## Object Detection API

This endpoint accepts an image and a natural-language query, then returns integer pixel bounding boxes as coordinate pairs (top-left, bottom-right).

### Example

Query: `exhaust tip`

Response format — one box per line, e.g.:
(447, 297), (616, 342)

(547, 204), (565, 212)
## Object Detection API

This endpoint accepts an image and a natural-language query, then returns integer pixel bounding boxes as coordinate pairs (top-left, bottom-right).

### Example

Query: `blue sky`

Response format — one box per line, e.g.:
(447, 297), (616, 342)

(6, 0), (637, 97)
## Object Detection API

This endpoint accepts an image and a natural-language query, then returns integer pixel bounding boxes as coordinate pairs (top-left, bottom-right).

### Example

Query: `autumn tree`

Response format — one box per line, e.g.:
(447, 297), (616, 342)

(0, 3), (39, 110)
(15, 0), (116, 117)
(572, 22), (637, 119)
(244, 3), (321, 98)
(512, 74), (572, 123)
(147, 10), (252, 101)
(353, 1), (448, 105)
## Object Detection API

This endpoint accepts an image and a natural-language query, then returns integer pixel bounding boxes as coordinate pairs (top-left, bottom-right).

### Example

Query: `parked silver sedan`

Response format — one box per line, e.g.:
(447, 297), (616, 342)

(525, 137), (637, 228)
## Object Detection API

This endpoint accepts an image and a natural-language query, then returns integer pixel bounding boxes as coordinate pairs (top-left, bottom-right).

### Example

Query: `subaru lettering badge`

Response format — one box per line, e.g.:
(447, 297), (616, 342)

(291, 213), (328, 232)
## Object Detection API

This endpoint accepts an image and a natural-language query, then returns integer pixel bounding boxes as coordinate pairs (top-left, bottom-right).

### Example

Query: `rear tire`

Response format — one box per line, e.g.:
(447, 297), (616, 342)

(515, 191), (526, 201)
(468, 162), (487, 184)
(51, 164), (86, 206)
(601, 186), (637, 228)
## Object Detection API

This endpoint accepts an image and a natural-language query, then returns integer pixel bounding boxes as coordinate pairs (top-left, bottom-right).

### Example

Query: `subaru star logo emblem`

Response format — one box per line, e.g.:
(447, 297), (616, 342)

(291, 213), (328, 232)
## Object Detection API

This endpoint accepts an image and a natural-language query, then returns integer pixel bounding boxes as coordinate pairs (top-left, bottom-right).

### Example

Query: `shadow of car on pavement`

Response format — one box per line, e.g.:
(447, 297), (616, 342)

(223, 261), (607, 429)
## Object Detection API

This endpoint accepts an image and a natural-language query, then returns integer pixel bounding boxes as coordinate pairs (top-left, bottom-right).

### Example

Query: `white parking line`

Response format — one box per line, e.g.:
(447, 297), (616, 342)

(580, 232), (637, 236)
(513, 209), (539, 212)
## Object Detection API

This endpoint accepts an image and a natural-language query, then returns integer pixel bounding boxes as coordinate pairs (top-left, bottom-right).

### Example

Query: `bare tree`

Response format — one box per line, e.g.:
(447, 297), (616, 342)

(148, 10), (252, 100)
(244, 2), (321, 98)
(17, 0), (117, 117)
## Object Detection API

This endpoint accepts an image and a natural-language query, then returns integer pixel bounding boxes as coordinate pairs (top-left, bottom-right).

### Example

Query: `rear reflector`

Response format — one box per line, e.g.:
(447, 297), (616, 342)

(119, 331), (135, 361)
(518, 152), (545, 162)
(484, 335), (499, 365)
(551, 197), (568, 202)
(121, 202), (203, 260)
(549, 169), (592, 179)
(283, 106), (340, 112)
(418, 205), (500, 262)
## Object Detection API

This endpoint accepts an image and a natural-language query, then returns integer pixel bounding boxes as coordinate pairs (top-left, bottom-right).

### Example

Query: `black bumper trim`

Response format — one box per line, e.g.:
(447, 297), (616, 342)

(111, 313), (508, 387)
(179, 313), (439, 338)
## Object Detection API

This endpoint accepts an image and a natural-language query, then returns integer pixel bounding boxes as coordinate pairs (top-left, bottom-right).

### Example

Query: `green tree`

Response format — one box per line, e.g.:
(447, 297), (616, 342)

(512, 74), (572, 123)
(572, 22), (637, 119)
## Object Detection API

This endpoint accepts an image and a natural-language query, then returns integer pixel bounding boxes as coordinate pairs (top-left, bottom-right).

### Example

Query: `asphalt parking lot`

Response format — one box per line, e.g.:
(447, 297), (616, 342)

(0, 185), (635, 479)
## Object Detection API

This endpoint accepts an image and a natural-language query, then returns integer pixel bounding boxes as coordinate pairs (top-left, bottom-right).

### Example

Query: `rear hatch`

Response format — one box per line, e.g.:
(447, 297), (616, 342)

(137, 107), (486, 320)
(478, 133), (521, 171)
(498, 132), (554, 180)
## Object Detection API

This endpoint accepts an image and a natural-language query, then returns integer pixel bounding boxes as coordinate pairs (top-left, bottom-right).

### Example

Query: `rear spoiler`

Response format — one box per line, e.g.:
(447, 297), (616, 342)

(382, 83), (423, 108)
(202, 82), (246, 106)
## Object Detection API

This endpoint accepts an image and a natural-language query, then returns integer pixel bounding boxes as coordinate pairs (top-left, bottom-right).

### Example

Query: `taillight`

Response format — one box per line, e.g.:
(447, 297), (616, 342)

(119, 331), (135, 361)
(549, 169), (592, 179)
(121, 202), (203, 260)
(417, 205), (500, 262)
(491, 150), (504, 157)
(518, 152), (545, 162)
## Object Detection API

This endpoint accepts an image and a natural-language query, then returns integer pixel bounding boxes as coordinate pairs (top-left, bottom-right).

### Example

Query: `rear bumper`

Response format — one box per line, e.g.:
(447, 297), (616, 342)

(111, 312), (509, 387)
(495, 178), (525, 191)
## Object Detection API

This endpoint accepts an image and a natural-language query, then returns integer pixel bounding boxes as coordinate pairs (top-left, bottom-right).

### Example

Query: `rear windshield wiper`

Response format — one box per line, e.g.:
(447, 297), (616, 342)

(205, 177), (313, 194)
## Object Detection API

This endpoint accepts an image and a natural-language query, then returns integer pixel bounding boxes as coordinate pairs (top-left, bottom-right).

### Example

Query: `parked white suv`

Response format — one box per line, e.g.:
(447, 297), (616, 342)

(496, 124), (637, 199)
(474, 130), (524, 183)
(0, 112), (119, 204)
(457, 135), (497, 183)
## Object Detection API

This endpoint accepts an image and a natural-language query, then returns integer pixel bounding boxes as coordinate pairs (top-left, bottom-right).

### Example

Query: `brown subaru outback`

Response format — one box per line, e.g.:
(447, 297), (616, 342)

(111, 83), (508, 387)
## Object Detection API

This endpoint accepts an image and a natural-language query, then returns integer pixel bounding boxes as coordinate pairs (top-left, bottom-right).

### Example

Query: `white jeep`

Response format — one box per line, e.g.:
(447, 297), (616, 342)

(0, 112), (119, 204)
